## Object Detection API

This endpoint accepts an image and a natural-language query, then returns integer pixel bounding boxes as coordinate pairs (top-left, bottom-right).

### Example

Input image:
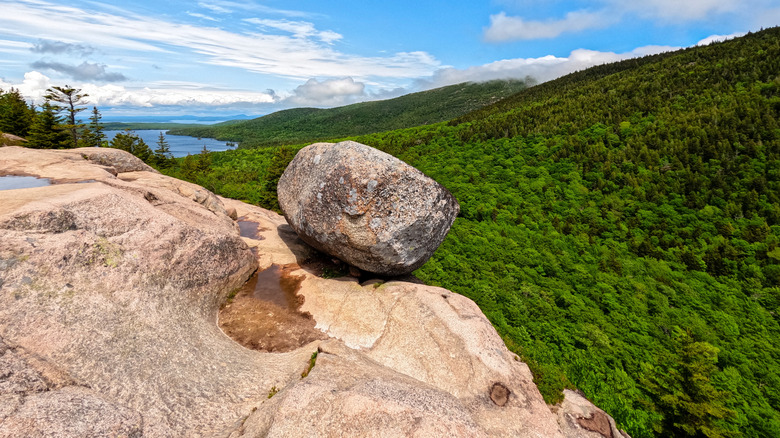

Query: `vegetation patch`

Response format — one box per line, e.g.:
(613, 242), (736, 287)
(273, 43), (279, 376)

(301, 351), (318, 378)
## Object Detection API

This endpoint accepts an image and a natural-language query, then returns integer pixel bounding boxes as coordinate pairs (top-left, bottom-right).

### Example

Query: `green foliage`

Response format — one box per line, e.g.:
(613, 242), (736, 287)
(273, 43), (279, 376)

(153, 131), (173, 168)
(109, 130), (153, 162)
(150, 28), (780, 438)
(642, 329), (737, 437)
(79, 106), (106, 148)
(0, 88), (35, 137)
(168, 80), (530, 147)
(1, 86), (107, 151)
(44, 85), (89, 148)
(26, 103), (70, 149)
(301, 351), (318, 378)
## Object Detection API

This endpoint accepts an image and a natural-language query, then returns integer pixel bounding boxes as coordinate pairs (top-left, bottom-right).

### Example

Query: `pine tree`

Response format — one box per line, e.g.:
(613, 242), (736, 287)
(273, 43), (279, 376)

(26, 103), (69, 149)
(0, 88), (35, 137)
(153, 131), (172, 167)
(643, 329), (736, 437)
(44, 85), (88, 148)
(110, 130), (152, 162)
(80, 106), (105, 147)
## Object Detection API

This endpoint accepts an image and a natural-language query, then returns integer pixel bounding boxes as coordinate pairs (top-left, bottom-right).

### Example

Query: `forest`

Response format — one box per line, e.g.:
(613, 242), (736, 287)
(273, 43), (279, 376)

(3, 27), (780, 438)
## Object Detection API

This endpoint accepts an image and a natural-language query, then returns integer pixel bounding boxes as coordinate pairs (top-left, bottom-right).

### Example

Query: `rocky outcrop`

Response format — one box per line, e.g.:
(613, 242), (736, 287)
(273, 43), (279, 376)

(554, 390), (632, 438)
(277, 141), (459, 276)
(0, 133), (25, 146)
(1, 145), (623, 437)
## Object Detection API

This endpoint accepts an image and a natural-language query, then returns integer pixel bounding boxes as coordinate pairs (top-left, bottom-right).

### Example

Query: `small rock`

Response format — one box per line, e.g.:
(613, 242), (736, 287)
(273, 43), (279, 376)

(277, 141), (459, 276)
(226, 206), (238, 220)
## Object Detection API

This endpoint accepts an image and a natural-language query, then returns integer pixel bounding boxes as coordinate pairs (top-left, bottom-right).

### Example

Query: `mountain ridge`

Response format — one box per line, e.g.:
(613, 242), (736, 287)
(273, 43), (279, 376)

(167, 79), (530, 148)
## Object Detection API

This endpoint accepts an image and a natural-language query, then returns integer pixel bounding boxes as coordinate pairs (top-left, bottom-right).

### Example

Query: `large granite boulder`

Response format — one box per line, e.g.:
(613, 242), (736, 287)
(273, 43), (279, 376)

(277, 141), (459, 276)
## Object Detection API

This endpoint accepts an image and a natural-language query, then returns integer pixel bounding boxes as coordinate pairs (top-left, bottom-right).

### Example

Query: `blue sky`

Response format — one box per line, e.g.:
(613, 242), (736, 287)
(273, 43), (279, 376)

(0, 0), (778, 121)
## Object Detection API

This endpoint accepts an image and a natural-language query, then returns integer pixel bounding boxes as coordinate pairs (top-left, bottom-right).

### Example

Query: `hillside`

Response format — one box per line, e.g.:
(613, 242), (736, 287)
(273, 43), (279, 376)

(167, 79), (529, 148)
(162, 28), (780, 438)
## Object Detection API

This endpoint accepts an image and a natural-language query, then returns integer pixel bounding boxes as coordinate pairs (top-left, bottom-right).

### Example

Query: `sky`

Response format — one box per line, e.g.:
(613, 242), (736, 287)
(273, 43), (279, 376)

(0, 0), (778, 121)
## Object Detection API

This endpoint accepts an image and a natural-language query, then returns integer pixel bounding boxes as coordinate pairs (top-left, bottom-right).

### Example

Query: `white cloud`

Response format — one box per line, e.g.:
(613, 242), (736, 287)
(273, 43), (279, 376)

(31, 39), (94, 56)
(197, 2), (231, 14)
(186, 12), (220, 22)
(197, 0), (314, 18)
(420, 44), (679, 89)
(1, 70), (278, 108)
(696, 32), (747, 46)
(0, 1), (439, 81)
(287, 77), (365, 106)
(755, 7), (780, 29)
(243, 18), (342, 43)
(0, 70), (51, 101)
(613, 0), (741, 22)
(30, 61), (128, 82)
(485, 1), (771, 42)
(484, 10), (610, 42)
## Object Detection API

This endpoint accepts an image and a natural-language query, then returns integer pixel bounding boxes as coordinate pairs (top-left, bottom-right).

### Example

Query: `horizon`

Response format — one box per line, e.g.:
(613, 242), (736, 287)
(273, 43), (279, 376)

(1, 1), (778, 121)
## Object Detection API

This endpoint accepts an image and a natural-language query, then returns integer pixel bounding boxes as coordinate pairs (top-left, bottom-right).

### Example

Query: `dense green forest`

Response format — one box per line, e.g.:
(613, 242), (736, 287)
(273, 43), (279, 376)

(4, 27), (780, 438)
(156, 28), (780, 438)
(167, 79), (529, 148)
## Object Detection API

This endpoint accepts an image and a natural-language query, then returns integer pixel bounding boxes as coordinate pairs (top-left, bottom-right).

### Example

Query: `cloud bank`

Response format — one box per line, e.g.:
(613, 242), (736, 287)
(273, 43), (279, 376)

(484, 11), (610, 42)
(419, 45), (679, 89)
(1, 0), (439, 81)
(484, 0), (769, 42)
(30, 61), (128, 82)
(287, 77), (365, 106)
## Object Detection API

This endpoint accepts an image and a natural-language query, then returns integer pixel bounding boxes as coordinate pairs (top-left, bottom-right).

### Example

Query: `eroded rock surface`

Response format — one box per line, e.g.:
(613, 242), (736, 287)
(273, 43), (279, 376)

(277, 141), (459, 276)
(554, 389), (632, 438)
(1, 146), (621, 438)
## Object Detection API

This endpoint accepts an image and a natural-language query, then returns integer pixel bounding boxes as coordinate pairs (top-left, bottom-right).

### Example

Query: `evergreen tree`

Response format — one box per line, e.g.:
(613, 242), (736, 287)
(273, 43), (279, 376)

(643, 330), (736, 438)
(109, 130), (152, 162)
(0, 88), (35, 137)
(153, 131), (172, 167)
(80, 106), (105, 147)
(25, 103), (69, 149)
(44, 85), (88, 148)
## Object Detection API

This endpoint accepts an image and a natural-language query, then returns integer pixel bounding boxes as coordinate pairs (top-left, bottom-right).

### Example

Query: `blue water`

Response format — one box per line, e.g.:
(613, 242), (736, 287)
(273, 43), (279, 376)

(103, 130), (234, 158)
(0, 175), (52, 191)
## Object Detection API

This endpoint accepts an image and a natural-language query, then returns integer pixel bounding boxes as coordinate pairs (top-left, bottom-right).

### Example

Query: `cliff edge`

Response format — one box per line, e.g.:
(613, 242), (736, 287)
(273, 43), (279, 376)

(0, 145), (626, 437)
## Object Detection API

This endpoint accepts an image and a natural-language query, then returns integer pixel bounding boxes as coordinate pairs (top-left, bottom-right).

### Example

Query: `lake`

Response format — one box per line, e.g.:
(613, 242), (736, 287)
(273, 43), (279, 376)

(103, 130), (234, 158)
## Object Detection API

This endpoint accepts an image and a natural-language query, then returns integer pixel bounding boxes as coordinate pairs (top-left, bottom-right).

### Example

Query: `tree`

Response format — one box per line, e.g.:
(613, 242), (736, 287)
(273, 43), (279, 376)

(153, 131), (173, 167)
(109, 130), (152, 162)
(195, 145), (212, 173)
(44, 85), (88, 148)
(0, 88), (35, 137)
(25, 103), (69, 149)
(80, 106), (105, 147)
(643, 329), (736, 438)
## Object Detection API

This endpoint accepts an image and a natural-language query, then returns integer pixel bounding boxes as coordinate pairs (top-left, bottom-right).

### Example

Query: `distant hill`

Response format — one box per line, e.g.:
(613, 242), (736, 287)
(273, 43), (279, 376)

(167, 79), (529, 148)
(103, 122), (205, 131)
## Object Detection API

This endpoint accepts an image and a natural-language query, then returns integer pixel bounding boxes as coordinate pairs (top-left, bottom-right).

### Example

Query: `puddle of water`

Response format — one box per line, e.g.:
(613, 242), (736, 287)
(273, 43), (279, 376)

(219, 263), (327, 352)
(0, 175), (51, 191)
(245, 264), (302, 309)
(237, 218), (267, 240)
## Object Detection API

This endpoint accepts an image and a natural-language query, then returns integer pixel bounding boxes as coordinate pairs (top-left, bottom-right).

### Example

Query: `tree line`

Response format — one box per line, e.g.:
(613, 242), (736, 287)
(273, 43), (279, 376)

(0, 86), (173, 167)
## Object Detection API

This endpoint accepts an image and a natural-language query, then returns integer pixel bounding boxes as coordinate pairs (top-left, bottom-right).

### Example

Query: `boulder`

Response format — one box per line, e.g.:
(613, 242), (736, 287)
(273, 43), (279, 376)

(277, 141), (459, 276)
